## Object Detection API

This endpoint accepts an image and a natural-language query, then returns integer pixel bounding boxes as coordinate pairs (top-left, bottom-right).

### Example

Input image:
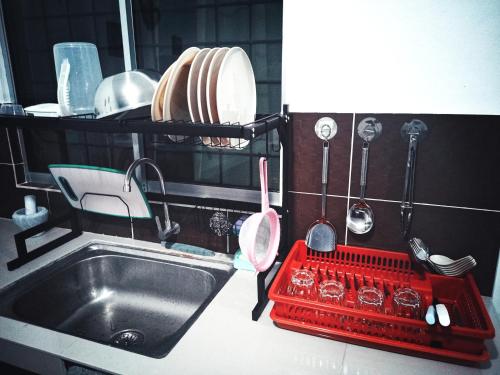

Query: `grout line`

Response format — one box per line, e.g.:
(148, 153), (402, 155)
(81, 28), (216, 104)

(339, 343), (349, 373)
(16, 184), (60, 193)
(291, 191), (500, 214)
(288, 190), (348, 199)
(345, 113), (356, 245)
(413, 201), (500, 214)
(352, 196), (400, 204)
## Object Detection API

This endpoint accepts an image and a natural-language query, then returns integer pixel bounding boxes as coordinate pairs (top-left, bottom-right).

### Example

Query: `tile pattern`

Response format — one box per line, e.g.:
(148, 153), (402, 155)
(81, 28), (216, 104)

(289, 112), (500, 296)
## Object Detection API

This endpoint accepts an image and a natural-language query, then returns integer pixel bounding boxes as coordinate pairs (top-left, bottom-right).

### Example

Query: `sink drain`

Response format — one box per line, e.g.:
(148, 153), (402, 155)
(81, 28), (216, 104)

(111, 329), (144, 347)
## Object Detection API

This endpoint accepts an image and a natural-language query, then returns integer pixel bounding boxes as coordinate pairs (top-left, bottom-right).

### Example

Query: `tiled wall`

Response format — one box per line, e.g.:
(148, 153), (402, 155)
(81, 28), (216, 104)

(289, 113), (500, 296)
(2, 112), (500, 296)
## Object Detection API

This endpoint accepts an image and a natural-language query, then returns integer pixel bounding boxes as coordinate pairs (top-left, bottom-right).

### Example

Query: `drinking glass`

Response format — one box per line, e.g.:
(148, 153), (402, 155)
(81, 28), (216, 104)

(287, 269), (317, 300)
(392, 287), (421, 319)
(319, 280), (345, 305)
(356, 286), (384, 313)
(0, 103), (25, 116)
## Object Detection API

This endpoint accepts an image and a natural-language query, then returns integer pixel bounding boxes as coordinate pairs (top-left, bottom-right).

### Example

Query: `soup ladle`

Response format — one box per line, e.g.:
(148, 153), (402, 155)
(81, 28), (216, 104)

(347, 117), (382, 234)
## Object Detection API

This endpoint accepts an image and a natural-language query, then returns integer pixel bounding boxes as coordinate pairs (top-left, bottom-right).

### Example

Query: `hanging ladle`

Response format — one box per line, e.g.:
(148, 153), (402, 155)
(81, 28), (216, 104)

(400, 119), (428, 238)
(347, 117), (382, 234)
(305, 117), (338, 252)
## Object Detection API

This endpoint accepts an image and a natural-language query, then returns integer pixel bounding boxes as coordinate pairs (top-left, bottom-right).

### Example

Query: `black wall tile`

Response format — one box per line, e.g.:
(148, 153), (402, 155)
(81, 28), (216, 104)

(290, 113), (352, 196)
(350, 114), (500, 211)
(346, 200), (500, 296)
(289, 192), (347, 246)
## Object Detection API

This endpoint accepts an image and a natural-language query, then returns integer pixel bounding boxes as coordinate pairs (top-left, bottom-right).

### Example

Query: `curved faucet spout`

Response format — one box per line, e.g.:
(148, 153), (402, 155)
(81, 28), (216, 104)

(123, 158), (180, 242)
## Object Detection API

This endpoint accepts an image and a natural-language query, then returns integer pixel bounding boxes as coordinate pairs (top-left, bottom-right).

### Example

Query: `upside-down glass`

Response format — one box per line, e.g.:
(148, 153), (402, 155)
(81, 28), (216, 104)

(393, 287), (421, 319)
(357, 286), (384, 313)
(287, 269), (317, 300)
(319, 280), (345, 305)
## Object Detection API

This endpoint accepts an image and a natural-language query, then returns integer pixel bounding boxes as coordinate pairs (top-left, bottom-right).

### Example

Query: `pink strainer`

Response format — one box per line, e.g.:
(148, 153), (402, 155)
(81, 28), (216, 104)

(238, 157), (280, 272)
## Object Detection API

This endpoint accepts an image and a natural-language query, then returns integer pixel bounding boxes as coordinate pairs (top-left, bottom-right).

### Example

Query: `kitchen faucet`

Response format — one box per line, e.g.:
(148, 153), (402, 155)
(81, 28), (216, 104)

(123, 158), (180, 243)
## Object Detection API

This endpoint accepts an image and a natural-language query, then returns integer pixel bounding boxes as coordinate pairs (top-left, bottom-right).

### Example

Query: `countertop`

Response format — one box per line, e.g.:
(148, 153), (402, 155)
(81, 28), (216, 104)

(0, 218), (498, 375)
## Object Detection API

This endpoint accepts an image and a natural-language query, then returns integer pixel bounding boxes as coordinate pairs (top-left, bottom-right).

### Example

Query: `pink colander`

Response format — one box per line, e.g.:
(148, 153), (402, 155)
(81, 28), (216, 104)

(238, 157), (280, 272)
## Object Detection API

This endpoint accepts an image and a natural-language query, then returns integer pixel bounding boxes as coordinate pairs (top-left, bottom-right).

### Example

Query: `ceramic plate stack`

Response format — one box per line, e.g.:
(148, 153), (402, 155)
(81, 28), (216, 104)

(151, 46), (256, 149)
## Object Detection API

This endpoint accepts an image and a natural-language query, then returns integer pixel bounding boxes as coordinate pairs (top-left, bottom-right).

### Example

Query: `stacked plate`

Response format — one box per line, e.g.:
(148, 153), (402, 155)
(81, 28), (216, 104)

(151, 46), (256, 149)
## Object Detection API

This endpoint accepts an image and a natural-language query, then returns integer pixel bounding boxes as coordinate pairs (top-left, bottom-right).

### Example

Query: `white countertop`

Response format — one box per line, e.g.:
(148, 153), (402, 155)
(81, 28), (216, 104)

(0, 217), (498, 375)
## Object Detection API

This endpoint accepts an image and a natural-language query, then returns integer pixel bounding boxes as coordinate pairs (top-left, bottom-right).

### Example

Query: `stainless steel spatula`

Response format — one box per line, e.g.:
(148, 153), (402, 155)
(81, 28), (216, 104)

(305, 117), (338, 252)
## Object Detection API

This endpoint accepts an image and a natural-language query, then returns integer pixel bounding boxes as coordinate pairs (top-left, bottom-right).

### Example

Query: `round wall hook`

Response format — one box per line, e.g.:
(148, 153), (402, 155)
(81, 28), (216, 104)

(314, 117), (338, 141)
(357, 117), (382, 142)
(400, 119), (428, 141)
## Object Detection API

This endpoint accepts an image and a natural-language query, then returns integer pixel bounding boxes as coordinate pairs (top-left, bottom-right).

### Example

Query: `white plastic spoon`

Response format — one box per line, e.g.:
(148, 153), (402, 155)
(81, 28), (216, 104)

(436, 304), (450, 327)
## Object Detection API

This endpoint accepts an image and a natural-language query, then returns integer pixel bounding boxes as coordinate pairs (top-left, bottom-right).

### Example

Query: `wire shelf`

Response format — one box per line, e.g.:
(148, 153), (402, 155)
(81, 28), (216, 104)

(0, 110), (284, 146)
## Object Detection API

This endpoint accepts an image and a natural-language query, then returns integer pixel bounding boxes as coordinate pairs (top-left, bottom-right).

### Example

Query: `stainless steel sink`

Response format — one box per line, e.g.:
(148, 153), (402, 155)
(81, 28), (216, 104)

(0, 243), (234, 358)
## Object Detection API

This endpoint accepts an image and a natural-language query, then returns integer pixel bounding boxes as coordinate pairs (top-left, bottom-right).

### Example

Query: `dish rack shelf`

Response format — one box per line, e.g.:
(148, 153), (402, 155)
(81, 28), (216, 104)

(269, 240), (495, 364)
(1, 106), (292, 322)
(0, 110), (284, 144)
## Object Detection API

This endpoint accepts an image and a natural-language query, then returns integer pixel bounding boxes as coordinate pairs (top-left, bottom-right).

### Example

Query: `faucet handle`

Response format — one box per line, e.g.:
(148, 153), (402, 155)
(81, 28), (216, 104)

(155, 216), (180, 241)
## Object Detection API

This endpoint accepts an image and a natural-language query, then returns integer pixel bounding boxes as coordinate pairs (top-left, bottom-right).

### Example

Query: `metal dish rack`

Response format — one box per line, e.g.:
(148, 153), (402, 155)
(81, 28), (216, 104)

(1, 105), (293, 321)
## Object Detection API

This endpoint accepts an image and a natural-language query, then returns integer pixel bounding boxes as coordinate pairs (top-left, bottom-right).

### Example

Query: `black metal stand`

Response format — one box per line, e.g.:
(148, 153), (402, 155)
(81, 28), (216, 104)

(7, 210), (82, 271)
(251, 105), (291, 321)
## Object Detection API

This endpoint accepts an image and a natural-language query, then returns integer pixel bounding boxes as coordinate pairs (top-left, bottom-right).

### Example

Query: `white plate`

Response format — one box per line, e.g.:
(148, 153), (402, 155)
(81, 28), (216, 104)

(197, 48), (219, 145)
(151, 62), (176, 121)
(187, 48), (210, 123)
(216, 47), (256, 149)
(206, 47), (230, 146)
(163, 46), (200, 142)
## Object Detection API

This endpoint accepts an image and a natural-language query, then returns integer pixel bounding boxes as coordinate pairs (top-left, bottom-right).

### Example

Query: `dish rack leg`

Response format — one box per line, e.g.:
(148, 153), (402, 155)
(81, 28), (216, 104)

(252, 259), (280, 321)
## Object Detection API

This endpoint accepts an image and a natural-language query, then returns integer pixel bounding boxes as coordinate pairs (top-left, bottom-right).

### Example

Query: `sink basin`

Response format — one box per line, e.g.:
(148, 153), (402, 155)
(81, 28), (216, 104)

(0, 243), (234, 358)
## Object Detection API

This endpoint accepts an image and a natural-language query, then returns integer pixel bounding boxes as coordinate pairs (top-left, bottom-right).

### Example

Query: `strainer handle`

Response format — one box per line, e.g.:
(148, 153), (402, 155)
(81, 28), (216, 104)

(260, 157), (269, 210)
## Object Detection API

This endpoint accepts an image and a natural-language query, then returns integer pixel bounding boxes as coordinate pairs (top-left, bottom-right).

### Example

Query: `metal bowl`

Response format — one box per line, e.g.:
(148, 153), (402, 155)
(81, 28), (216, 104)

(94, 69), (161, 119)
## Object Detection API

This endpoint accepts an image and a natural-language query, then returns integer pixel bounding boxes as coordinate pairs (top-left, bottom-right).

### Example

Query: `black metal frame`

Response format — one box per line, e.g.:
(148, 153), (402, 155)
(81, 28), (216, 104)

(251, 106), (291, 320)
(0, 111), (283, 140)
(7, 210), (82, 271)
(2, 105), (291, 321)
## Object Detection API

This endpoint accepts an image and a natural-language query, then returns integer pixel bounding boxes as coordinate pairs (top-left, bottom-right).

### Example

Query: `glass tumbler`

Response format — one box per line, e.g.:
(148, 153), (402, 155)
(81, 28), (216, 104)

(392, 287), (421, 319)
(287, 269), (317, 300)
(356, 286), (384, 313)
(319, 280), (345, 305)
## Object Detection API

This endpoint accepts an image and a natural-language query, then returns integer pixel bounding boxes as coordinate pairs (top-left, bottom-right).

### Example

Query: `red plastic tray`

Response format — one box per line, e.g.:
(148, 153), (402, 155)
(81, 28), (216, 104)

(268, 240), (495, 364)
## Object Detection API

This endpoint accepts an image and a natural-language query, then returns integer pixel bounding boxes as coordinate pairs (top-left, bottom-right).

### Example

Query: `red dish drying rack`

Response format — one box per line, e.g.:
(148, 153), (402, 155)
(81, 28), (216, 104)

(268, 240), (495, 364)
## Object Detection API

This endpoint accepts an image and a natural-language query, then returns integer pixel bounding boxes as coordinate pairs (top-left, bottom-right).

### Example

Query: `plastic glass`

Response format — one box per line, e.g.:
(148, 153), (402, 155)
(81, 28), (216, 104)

(0, 103), (25, 116)
(392, 287), (421, 319)
(319, 280), (345, 305)
(287, 269), (317, 300)
(357, 286), (384, 313)
(53, 42), (102, 114)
